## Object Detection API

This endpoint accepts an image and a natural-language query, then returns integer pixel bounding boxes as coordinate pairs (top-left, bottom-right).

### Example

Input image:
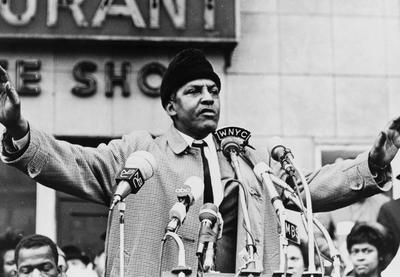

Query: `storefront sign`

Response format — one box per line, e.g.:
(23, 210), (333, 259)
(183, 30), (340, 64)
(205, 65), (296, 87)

(0, 59), (167, 98)
(0, 0), (237, 44)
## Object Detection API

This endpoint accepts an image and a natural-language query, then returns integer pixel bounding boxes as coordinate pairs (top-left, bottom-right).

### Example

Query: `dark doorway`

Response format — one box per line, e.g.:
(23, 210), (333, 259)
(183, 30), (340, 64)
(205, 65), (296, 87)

(0, 161), (36, 236)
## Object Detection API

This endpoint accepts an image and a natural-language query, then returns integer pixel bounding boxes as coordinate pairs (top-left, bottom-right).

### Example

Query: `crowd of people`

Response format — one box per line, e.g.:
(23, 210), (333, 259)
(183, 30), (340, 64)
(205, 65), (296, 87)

(0, 217), (397, 277)
(0, 230), (105, 277)
(0, 48), (400, 277)
(280, 220), (399, 277)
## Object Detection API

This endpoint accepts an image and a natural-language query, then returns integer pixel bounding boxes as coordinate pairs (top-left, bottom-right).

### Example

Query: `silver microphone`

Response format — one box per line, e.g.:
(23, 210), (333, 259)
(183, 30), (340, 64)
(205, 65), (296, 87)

(166, 176), (203, 233)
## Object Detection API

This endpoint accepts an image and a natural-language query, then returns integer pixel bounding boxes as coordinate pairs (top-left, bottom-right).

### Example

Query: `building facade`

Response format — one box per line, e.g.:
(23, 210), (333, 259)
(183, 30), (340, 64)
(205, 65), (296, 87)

(1, 0), (399, 259)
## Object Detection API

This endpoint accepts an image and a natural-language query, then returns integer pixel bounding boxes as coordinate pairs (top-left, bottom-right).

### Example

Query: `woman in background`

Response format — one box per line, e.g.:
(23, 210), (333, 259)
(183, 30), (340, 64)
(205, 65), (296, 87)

(346, 222), (397, 277)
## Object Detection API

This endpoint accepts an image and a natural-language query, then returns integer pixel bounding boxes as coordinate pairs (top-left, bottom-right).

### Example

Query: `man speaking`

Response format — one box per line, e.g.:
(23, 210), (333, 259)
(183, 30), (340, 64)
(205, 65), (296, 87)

(0, 49), (399, 276)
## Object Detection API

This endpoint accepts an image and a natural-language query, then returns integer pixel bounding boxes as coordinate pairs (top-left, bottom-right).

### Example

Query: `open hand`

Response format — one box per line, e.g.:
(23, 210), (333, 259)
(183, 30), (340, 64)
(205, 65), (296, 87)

(369, 117), (400, 168)
(0, 66), (28, 138)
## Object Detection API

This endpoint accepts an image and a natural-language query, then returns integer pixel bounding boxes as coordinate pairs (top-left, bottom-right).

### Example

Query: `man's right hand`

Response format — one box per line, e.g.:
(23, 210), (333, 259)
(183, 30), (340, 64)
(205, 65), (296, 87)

(0, 65), (28, 139)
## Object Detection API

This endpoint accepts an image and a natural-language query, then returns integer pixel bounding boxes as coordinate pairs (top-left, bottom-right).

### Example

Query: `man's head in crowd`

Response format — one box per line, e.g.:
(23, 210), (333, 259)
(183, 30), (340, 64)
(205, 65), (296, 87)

(93, 249), (105, 277)
(161, 48), (221, 139)
(15, 234), (60, 277)
(0, 231), (22, 277)
(347, 222), (397, 277)
(61, 245), (88, 270)
(287, 241), (308, 277)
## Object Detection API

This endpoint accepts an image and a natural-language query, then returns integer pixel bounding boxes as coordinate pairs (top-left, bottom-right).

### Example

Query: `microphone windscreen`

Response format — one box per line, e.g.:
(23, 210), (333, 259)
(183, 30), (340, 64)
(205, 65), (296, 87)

(169, 202), (186, 222)
(220, 137), (241, 153)
(184, 176), (203, 203)
(199, 203), (218, 224)
(125, 151), (157, 180)
(267, 136), (285, 162)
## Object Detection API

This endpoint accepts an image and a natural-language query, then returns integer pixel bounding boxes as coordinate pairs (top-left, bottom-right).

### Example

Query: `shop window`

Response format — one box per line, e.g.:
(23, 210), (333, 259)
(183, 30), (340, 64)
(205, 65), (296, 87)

(319, 148), (365, 165)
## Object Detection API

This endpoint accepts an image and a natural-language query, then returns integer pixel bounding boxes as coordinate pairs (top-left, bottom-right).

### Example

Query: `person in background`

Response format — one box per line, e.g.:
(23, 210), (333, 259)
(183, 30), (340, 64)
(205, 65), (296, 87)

(0, 230), (22, 277)
(345, 222), (397, 277)
(15, 234), (60, 277)
(315, 193), (390, 273)
(376, 177), (400, 277)
(61, 245), (87, 271)
(61, 245), (97, 277)
(93, 249), (105, 277)
(93, 232), (105, 277)
(377, 174), (400, 245)
(56, 246), (68, 277)
(287, 241), (308, 277)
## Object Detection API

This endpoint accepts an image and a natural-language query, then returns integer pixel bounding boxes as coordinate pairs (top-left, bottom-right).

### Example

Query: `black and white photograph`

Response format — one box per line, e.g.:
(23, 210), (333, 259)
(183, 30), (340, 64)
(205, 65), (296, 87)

(0, 1), (400, 277)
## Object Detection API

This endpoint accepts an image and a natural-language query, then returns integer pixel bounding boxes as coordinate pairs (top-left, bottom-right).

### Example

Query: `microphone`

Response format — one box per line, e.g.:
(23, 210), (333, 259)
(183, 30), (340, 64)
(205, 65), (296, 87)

(221, 137), (260, 273)
(254, 162), (289, 271)
(203, 211), (222, 272)
(220, 137), (241, 159)
(253, 162), (285, 216)
(166, 176), (204, 233)
(267, 137), (295, 175)
(268, 137), (286, 161)
(110, 151), (157, 209)
(196, 203), (219, 257)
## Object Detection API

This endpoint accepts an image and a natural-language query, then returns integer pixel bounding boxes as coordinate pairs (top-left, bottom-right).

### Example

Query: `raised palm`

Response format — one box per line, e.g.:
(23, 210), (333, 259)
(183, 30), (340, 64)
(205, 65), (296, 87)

(369, 118), (400, 167)
(0, 66), (22, 130)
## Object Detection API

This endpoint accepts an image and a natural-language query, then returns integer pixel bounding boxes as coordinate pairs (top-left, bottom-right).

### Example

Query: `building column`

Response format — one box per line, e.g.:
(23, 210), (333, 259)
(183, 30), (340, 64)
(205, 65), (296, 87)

(35, 184), (57, 241)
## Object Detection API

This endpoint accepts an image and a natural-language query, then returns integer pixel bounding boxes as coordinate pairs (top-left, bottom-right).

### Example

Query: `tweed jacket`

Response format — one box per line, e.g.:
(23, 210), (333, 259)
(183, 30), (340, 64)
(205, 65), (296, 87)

(1, 125), (392, 277)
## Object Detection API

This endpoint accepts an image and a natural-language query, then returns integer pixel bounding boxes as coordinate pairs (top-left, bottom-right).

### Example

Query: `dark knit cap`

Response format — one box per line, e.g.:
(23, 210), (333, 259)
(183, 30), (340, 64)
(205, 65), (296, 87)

(160, 48), (221, 109)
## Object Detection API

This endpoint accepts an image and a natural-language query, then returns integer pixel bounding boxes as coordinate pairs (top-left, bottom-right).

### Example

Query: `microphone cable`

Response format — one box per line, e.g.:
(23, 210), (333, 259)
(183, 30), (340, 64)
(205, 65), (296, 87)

(104, 208), (115, 277)
(225, 178), (255, 241)
(197, 256), (204, 277)
(158, 235), (167, 277)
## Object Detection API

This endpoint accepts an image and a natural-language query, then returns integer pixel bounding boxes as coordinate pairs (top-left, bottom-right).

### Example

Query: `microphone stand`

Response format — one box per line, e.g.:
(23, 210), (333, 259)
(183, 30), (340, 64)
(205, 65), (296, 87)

(277, 149), (322, 277)
(162, 231), (192, 277)
(166, 202), (187, 233)
(224, 144), (261, 277)
(269, 174), (340, 277)
(254, 164), (290, 277)
(287, 157), (322, 277)
(203, 212), (223, 273)
(288, 198), (341, 277)
(118, 201), (126, 277)
(313, 219), (342, 277)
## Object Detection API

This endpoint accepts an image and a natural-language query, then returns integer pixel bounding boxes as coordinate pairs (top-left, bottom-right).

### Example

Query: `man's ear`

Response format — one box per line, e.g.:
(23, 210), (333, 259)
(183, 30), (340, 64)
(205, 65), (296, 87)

(165, 101), (177, 117)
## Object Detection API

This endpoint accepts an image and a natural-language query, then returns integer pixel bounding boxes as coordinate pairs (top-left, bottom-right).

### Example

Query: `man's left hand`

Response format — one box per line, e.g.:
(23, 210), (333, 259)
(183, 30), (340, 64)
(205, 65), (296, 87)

(369, 117), (400, 169)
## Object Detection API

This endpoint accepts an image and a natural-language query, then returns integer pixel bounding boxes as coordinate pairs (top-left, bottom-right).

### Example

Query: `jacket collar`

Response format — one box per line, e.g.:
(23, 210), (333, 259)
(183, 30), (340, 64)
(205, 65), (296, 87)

(165, 125), (191, 155)
(165, 125), (220, 154)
